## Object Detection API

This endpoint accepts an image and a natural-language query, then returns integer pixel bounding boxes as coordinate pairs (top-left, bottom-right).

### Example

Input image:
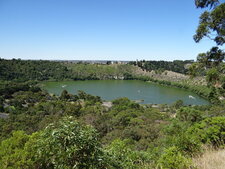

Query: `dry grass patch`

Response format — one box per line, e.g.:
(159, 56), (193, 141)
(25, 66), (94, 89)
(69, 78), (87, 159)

(193, 148), (225, 169)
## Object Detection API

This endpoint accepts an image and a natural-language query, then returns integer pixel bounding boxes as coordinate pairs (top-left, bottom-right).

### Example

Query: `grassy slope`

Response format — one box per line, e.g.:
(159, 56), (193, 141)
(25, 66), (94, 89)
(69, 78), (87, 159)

(66, 63), (137, 79)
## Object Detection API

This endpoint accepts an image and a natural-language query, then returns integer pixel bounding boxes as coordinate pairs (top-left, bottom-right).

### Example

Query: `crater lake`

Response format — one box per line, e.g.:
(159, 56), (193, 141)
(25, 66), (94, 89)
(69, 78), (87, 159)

(42, 80), (209, 105)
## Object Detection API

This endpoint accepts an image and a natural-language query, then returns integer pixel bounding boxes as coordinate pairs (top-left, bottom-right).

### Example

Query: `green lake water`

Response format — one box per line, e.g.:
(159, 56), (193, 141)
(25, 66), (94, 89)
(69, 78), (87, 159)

(42, 80), (209, 105)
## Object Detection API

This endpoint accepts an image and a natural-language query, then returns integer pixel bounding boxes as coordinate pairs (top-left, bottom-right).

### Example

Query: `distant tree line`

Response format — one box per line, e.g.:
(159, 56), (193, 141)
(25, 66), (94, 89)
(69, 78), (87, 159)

(0, 59), (195, 83)
(0, 59), (73, 81)
(129, 60), (194, 74)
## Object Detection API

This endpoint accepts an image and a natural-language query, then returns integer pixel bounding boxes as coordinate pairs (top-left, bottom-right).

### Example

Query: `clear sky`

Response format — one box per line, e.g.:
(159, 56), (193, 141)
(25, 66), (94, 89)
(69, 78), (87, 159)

(0, 0), (216, 61)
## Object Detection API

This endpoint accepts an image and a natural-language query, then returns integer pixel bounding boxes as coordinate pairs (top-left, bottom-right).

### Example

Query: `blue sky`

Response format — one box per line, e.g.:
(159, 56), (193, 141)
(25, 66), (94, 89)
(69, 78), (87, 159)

(0, 0), (216, 61)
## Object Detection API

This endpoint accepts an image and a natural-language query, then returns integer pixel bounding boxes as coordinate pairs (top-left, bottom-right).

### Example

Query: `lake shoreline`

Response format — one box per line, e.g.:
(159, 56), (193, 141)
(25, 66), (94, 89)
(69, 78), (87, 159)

(41, 80), (210, 105)
(40, 77), (212, 103)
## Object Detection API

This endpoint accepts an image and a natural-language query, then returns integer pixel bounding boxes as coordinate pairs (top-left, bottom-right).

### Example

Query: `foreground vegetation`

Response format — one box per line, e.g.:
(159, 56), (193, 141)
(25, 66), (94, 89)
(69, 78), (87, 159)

(0, 80), (225, 168)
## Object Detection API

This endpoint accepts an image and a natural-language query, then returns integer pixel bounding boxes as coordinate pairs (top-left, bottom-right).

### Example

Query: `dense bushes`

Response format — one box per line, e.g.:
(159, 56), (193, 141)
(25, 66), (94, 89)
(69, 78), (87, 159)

(186, 117), (225, 146)
(105, 139), (151, 168)
(0, 118), (107, 169)
(0, 59), (72, 81)
(129, 60), (193, 74)
(0, 130), (32, 168)
(160, 116), (225, 158)
(0, 118), (152, 169)
(35, 117), (107, 169)
(176, 107), (204, 123)
(157, 146), (192, 169)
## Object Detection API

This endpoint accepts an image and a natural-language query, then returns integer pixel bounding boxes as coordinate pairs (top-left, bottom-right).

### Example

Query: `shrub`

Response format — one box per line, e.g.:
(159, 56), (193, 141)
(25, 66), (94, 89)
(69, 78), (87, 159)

(157, 146), (192, 169)
(163, 119), (202, 155)
(175, 133), (203, 155)
(35, 116), (108, 169)
(186, 116), (225, 146)
(0, 131), (35, 169)
(172, 100), (184, 109)
(105, 139), (150, 168)
(176, 107), (203, 123)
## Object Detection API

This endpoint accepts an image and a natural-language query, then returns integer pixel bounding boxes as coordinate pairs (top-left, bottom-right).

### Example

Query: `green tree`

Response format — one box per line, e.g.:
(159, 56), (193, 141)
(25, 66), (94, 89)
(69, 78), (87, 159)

(195, 0), (220, 8)
(60, 89), (70, 100)
(172, 100), (184, 109)
(105, 139), (149, 169)
(206, 68), (220, 85)
(0, 131), (34, 168)
(157, 146), (192, 169)
(193, 0), (225, 88)
(194, 0), (225, 45)
(188, 62), (200, 77)
(186, 116), (225, 146)
(35, 116), (108, 169)
(197, 47), (225, 68)
(176, 107), (203, 123)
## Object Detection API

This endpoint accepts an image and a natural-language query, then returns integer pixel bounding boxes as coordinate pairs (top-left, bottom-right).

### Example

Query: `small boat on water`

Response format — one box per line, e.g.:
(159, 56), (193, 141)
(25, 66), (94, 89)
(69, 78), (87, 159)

(188, 95), (195, 99)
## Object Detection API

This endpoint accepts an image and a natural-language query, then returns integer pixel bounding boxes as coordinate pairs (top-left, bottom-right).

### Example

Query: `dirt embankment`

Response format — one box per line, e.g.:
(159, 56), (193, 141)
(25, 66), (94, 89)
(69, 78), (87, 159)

(132, 66), (207, 85)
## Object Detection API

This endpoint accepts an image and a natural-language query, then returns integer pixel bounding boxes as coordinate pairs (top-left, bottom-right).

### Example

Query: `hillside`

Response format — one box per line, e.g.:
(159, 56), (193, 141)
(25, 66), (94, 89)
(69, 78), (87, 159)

(66, 62), (207, 86)
(0, 59), (207, 86)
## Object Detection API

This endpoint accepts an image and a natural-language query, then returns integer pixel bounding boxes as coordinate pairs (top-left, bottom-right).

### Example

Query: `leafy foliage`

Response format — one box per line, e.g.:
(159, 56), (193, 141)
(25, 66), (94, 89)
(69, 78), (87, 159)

(195, 0), (220, 8)
(129, 60), (193, 74)
(0, 131), (35, 169)
(206, 68), (220, 85)
(157, 146), (192, 169)
(35, 117), (107, 169)
(197, 47), (225, 69)
(105, 139), (150, 168)
(192, 0), (225, 92)
(176, 107), (203, 123)
(194, 1), (225, 45)
(0, 59), (72, 81)
(186, 117), (225, 146)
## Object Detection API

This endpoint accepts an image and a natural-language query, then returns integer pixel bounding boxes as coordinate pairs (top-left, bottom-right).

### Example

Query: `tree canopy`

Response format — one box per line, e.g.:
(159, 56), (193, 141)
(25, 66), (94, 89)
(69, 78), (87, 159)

(194, 0), (225, 45)
(191, 0), (225, 89)
(195, 0), (220, 8)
